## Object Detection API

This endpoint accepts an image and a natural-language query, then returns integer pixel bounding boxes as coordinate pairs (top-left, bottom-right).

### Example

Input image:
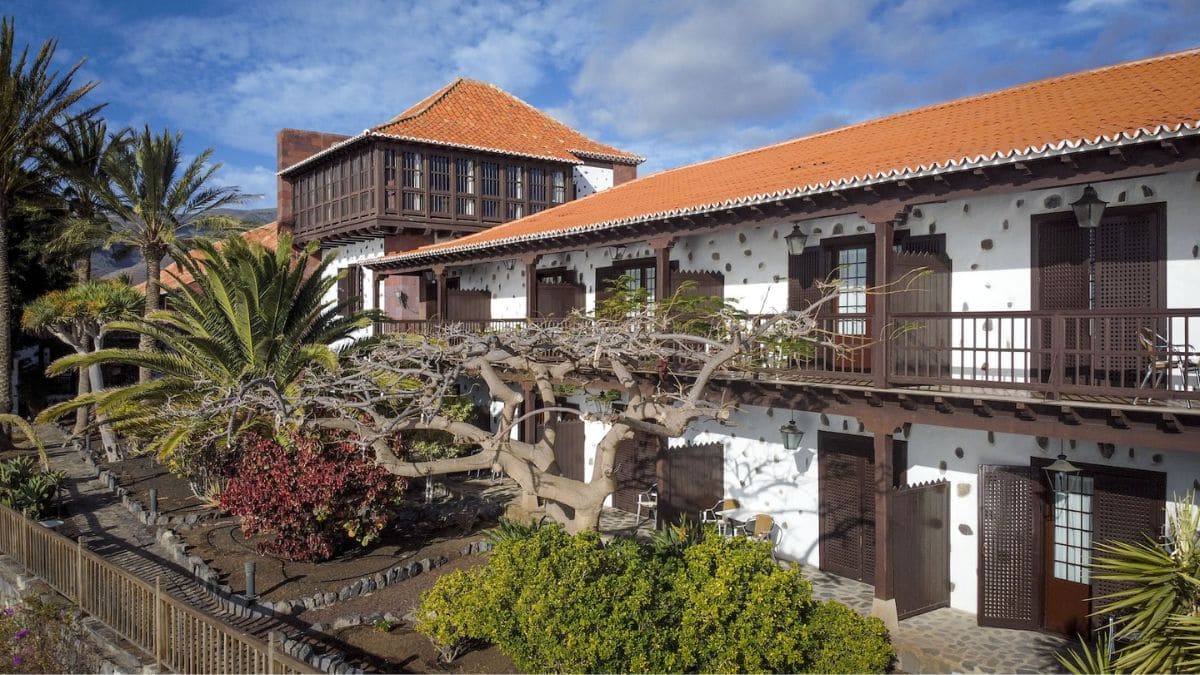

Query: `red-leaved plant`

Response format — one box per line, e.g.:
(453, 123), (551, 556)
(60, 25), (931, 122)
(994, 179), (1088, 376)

(220, 430), (404, 562)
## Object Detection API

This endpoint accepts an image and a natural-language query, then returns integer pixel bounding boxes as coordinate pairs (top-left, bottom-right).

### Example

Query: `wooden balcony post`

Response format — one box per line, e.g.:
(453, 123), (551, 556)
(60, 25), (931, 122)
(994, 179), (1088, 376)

(649, 237), (675, 303)
(1050, 314), (1066, 399)
(523, 254), (541, 319)
(872, 219), (894, 388)
(433, 265), (448, 320)
(869, 423), (899, 632)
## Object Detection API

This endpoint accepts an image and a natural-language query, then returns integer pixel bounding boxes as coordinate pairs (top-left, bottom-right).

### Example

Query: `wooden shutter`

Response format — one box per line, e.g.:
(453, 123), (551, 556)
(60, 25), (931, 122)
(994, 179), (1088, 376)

(545, 419), (586, 482)
(788, 248), (829, 312)
(446, 289), (491, 322)
(1091, 470), (1166, 607)
(337, 266), (361, 313)
(890, 237), (952, 378)
(818, 433), (875, 584)
(658, 441), (723, 526)
(1034, 217), (1090, 372)
(978, 464), (1042, 629)
(670, 269), (725, 298)
(536, 283), (585, 318)
(1095, 210), (1163, 371)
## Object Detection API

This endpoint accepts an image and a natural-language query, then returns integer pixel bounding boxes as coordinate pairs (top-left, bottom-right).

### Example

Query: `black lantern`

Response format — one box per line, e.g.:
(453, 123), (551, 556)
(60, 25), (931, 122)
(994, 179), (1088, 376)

(1042, 452), (1081, 489)
(779, 417), (804, 450)
(1070, 185), (1107, 229)
(613, 244), (626, 260)
(784, 224), (809, 255)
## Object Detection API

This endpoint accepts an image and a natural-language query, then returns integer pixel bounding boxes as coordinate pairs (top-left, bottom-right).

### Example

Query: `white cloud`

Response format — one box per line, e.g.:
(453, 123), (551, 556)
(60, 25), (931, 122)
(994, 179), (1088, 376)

(215, 164), (277, 210)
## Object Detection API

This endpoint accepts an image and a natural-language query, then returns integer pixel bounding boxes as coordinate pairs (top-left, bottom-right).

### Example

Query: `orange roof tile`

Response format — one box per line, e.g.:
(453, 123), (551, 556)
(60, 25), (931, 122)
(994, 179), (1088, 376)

(375, 49), (1200, 265)
(136, 222), (281, 292)
(373, 78), (643, 164)
(280, 79), (642, 174)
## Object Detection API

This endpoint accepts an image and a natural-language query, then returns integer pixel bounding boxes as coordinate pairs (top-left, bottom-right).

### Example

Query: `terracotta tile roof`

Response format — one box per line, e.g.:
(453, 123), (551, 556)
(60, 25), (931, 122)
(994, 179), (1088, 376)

(135, 222), (281, 292)
(373, 49), (1200, 266)
(280, 79), (643, 175)
(373, 78), (643, 165)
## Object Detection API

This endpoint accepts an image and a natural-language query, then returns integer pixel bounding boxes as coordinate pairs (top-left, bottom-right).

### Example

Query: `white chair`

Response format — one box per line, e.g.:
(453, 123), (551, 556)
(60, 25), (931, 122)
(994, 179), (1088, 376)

(700, 498), (741, 536)
(636, 484), (658, 526)
(1135, 327), (1199, 408)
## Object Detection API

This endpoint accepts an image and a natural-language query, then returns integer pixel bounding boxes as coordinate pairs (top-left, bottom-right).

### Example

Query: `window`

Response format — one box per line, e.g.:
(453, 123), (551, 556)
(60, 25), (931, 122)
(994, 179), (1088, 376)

(455, 158), (476, 217)
(529, 168), (546, 202)
(596, 258), (656, 312)
(835, 246), (868, 335)
(552, 171), (566, 203)
(1053, 473), (1094, 584)
(481, 162), (500, 219)
(402, 151), (423, 211)
(430, 155), (450, 215)
(505, 165), (523, 200)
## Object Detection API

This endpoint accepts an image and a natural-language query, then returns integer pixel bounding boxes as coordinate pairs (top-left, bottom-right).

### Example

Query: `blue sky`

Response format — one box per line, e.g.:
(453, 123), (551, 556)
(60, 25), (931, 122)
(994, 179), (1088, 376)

(8, 0), (1200, 209)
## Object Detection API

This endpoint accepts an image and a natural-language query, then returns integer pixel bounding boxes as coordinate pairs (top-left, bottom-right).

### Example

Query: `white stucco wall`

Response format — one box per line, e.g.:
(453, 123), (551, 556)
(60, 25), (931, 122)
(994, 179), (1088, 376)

(454, 260), (527, 320)
(573, 165), (613, 198)
(323, 238), (386, 340)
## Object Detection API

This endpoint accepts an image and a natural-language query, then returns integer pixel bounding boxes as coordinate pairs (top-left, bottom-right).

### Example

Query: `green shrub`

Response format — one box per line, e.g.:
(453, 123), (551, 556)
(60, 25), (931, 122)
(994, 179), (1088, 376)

(0, 458), (63, 520)
(417, 523), (894, 673)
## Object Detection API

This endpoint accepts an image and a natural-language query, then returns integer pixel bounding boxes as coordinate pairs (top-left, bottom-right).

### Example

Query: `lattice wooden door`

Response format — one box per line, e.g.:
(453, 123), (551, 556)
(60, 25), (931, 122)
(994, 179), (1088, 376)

(1094, 210), (1162, 373)
(1091, 468), (1165, 626)
(978, 464), (1043, 629)
(818, 433), (875, 584)
(544, 419), (586, 482)
(1034, 216), (1090, 376)
(612, 432), (661, 513)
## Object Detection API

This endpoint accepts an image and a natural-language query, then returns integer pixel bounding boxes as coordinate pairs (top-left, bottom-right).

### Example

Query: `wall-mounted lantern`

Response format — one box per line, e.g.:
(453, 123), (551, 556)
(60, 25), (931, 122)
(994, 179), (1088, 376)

(504, 259), (515, 271)
(1042, 452), (1081, 484)
(613, 244), (627, 260)
(779, 415), (804, 450)
(784, 224), (809, 255)
(1070, 185), (1107, 229)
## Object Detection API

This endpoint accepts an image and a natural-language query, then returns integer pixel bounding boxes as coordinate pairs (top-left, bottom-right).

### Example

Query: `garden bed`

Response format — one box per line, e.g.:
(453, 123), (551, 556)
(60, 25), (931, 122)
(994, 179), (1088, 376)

(177, 477), (512, 603)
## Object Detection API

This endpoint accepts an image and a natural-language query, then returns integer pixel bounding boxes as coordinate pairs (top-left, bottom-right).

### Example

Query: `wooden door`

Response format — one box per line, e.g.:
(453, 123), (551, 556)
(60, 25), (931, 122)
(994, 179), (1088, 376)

(657, 441), (723, 526)
(612, 432), (661, 513)
(1094, 209), (1163, 374)
(818, 433), (875, 583)
(889, 238), (952, 379)
(891, 480), (951, 619)
(977, 465), (1043, 629)
(1042, 471), (1093, 635)
(544, 419), (585, 482)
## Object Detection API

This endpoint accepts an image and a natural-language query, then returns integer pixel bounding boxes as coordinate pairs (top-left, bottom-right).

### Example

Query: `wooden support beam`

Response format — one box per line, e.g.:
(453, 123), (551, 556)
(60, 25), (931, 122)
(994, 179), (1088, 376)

(933, 396), (953, 414)
(973, 399), (993, 418)
(871, 432), (898, 631)
(1013, 162), (1033, 176)
(1015, 403), (1037, 421)
(1163, 413), (1182, 433)
(1059, 406), (1082, 425)
(898, 394), (918, 411)
(1109, 147), (1127, 162)
(1109, 409), (1130, 429)
(1162, 140), (1180, 156)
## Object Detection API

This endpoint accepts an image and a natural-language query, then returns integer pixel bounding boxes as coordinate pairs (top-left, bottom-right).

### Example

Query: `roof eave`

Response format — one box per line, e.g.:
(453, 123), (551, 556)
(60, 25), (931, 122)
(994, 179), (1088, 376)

(366, 121), (1200, 268)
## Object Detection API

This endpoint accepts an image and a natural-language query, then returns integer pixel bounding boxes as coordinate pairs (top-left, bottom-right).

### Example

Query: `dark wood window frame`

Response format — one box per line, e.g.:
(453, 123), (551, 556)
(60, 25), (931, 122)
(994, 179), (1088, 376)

(596, 256), (657, 307)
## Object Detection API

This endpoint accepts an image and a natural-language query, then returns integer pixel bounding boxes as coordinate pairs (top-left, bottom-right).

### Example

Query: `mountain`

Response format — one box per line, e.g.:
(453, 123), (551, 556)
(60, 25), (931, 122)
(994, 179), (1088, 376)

(94, 207), (277, 282)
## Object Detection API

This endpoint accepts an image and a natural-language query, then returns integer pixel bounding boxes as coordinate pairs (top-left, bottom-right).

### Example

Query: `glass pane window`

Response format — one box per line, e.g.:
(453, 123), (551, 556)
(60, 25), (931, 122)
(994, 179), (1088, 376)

(836, 246), (868, 335)
(430, 155), (450, 193)
(506, 202), (524, 219)
(455, 158), (475, 194)
(1053, 473), (1094, 584)
(529, 168), (546, 202)
(384, 149), (397, 186)
(505, 165), (523, 200)
(552, 171), (566, 203)
(402, 152), (422, 188)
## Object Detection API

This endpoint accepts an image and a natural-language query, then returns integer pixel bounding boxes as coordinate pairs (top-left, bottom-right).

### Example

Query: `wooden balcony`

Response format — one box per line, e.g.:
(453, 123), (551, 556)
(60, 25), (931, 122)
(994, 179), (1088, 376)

(373, 308), (1200, 409)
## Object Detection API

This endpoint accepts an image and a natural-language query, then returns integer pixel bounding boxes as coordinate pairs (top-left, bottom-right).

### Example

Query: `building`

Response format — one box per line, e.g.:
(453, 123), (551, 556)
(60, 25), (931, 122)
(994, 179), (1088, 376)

(309, 50), (1200, 634)
(274, 77), (642, 325)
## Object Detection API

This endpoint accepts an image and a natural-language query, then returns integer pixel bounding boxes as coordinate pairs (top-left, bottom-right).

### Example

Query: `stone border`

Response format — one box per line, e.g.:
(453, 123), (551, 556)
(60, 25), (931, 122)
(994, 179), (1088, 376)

(279, 539), (492, 614)
(270, 630), (368, 675)
(70, 439), (225, 530)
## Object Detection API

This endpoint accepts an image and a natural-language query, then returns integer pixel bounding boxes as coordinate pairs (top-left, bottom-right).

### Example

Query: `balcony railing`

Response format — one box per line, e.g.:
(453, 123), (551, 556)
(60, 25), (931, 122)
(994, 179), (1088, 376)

(373, 308), (1200, 405)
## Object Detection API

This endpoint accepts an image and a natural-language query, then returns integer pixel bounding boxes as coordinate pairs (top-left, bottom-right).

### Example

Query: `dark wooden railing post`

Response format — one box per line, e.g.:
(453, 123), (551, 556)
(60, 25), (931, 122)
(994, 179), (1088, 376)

(872, 219), (894, 388)
(523, 254), (541, 319)
(433, 265), (448, 320)
(649, 237), (675, 304)
(1050, 314), (1066, 399)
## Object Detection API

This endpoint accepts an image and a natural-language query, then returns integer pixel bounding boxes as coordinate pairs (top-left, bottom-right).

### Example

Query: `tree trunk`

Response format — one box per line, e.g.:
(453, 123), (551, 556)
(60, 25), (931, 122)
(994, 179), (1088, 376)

(74, 254), (91, 285)
(72, 369), (89, 437)
(139, 248), (162, 383)
(88, 338), (119, 461)
(0, 198), (13, 447)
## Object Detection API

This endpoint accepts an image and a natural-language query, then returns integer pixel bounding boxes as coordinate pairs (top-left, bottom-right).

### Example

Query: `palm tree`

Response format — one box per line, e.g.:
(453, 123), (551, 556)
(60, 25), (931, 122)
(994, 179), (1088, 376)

(41, 233), (374, 494)
(44, 117), (130, 283)
(98, 125), (249, 382)
(43, 118), (130, 435)
(21, 280), (142, 459)
(0, 17), (98, 425)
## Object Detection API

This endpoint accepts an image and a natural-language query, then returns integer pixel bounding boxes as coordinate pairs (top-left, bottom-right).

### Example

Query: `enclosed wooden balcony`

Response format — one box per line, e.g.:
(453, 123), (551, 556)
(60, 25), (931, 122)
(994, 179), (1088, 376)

(372, 307), (1200, 409)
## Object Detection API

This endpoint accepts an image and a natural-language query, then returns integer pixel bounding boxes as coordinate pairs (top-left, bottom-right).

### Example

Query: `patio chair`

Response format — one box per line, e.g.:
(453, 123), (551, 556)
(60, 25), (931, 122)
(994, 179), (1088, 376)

(1135, 327), (1199, 408)
(636, 484), (658, 526)
(743, 514), (779, 558)
(700, 498), (741, 536)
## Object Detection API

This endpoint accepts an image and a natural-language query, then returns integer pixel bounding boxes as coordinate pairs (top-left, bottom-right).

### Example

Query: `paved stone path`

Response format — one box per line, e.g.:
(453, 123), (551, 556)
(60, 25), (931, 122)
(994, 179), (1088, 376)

(38, 428), (324, 659)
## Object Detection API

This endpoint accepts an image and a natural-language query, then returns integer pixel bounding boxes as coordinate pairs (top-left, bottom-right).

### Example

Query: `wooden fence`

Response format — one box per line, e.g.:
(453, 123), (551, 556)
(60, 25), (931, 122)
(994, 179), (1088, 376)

(0, 503), (312, 673)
